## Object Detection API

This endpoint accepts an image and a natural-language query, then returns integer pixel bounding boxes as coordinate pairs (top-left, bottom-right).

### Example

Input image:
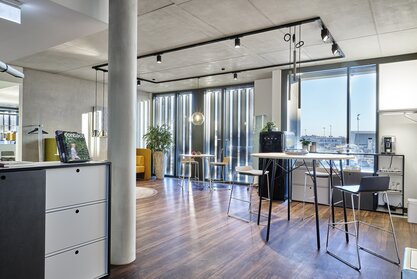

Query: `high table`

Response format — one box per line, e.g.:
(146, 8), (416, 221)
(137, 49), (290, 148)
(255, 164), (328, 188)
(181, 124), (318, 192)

(251, 152), (355, 249)
(180, 154), (215, 187)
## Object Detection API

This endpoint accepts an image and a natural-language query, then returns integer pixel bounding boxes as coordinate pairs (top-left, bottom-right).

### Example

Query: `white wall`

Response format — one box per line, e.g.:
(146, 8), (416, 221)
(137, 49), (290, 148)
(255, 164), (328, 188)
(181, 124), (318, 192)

(379, 114), (417, 204)
(379, 59), (417, 205)
(22, 69), (107, 161)
(272, 70), (282, 129)
(254, 78), (272, 121)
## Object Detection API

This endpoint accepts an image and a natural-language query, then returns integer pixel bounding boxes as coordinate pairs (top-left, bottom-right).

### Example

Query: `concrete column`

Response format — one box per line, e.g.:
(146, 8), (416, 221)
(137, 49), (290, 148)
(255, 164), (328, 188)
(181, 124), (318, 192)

(108, 0), (137, 265)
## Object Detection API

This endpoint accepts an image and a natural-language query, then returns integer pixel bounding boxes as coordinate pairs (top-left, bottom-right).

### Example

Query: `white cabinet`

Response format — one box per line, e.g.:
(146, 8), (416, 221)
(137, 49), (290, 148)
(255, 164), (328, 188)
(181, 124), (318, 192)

(45, 164), (109, 279)
(291, 167), (330, 205)
(45, 240), (107, 279)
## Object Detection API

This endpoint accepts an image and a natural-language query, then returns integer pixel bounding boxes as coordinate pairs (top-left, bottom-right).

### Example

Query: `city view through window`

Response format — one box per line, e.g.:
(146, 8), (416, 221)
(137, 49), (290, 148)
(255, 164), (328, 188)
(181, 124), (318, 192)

(299, 65), (377, 171)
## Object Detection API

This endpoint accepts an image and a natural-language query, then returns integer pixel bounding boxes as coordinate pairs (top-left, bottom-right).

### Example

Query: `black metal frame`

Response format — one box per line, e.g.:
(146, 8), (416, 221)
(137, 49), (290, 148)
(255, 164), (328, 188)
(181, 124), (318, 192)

(92, 17), (344, 84)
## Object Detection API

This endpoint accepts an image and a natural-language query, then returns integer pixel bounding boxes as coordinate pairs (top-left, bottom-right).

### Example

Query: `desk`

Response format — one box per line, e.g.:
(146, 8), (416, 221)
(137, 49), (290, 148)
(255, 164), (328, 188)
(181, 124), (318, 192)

(180, 154), (215, 187)
(251, 152), (355, 249)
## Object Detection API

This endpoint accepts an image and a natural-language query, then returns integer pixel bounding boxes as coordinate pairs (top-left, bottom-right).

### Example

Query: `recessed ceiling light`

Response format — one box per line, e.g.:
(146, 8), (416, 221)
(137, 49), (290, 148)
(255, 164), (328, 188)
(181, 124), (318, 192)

(0, 1), (21, 24)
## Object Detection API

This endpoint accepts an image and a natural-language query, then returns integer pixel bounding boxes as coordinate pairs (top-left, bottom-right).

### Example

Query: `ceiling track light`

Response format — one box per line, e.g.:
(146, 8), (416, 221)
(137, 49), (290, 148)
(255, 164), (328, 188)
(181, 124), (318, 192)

(234, 37), (241, 48)
(331, 43), (340, 55)
(233, 73), (238, 80)
(321, 28), (330, 42)
(156, 54), (162, 63)
(137, 79), (141, 86)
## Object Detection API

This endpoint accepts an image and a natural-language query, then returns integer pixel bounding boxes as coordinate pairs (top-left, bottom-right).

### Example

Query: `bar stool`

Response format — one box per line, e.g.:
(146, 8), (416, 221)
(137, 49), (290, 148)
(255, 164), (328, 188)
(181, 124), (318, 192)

(227, 166), (270, 222)
(326, 176), (400, 270)
(180, 157), (199, 188)
(210, 156), (231, 182)
(302, 171), (330, 220)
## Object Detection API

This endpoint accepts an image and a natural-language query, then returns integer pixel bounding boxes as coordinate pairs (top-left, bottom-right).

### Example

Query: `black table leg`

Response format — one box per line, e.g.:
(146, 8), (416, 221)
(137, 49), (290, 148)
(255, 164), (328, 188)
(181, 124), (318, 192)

(312, 160), (320, 250)
(258, 158), (267, 225)
(266, 160), (277, 242)
(339, 160), (349, 243)
(288, 159), (291, 221)
(330, 161), (335, 225)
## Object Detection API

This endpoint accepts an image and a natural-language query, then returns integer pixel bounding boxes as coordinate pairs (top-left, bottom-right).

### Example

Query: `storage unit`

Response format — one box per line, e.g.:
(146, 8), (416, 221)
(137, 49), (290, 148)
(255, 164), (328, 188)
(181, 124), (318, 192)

(377, 154), (405, 215)
(408, 199), (417, 224)
(291, 166), (330, 205)
(0, 162), (110, 279)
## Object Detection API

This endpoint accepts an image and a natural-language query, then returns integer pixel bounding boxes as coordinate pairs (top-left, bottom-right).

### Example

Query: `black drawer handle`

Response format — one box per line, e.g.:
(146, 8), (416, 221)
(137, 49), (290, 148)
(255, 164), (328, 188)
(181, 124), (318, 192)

(76, 169), (80, 173)
(0, 175), (5, 180)
(75, 209), (80, 214)
(75, 250), (79, 255)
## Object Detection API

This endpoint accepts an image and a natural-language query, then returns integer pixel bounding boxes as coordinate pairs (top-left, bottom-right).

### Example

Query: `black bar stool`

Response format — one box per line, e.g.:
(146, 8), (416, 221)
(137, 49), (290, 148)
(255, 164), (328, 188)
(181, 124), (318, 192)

(326, 176), (400, 270)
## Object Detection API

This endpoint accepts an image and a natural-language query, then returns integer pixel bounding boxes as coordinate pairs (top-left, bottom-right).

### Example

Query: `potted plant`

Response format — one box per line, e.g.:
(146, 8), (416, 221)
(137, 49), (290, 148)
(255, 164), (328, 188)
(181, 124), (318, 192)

(261, 121), (277, 132)
(299, 137), (311, 151)
(143, 124), (173, 179)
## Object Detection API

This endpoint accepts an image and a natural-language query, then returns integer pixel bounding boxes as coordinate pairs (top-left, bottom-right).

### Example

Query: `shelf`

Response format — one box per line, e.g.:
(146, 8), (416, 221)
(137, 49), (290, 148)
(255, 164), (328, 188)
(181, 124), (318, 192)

(376, 206), (404, 215)
(377, 171), (403, 176)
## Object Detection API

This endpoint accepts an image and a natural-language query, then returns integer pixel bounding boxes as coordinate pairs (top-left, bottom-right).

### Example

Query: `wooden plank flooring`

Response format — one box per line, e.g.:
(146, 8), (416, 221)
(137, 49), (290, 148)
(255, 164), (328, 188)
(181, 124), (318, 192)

(108, 178), (417, 279)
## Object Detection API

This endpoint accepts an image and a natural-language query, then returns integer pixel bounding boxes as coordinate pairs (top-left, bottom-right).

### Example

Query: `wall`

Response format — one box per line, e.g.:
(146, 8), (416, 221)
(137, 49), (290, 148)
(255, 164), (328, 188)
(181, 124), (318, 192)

(379, 59), (417, 204)
(254, 78), (272, 121)
(22, 69), (107, 161)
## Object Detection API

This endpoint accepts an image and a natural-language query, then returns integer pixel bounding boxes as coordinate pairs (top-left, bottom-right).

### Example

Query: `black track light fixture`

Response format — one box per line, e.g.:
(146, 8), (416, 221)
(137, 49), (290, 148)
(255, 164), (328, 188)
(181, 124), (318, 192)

(233, 73), (238, 80)
(234, 37), (241, 48)
(321, 28), (330, 42)
(331, 43), (340, 55)
(137, 79), (141, 86)
(156, 54), (162, 64)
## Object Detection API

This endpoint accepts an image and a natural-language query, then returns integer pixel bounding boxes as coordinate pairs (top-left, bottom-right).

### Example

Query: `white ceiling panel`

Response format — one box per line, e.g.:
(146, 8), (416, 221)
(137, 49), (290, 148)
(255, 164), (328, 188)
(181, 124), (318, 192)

(260, 49), (311, 65)
(138, 0), (174, 16)
(0, 0), (107, 62)
(139, 54), (270, 81)
(178, 0), (273, 35)
(249, 0), (377, 40)
(370, 0), (417, 34)
(337, 36), (381, 61)
(137, 4), (222, 54)
(379, 28), (417, 56)
(13, 43), (105, 73)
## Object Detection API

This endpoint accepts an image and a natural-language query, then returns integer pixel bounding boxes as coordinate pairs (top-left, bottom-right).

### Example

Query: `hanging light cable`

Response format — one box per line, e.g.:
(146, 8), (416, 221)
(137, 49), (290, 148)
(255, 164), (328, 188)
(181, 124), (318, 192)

(93, 70), (99, 137)
(100, 71), (107, 137)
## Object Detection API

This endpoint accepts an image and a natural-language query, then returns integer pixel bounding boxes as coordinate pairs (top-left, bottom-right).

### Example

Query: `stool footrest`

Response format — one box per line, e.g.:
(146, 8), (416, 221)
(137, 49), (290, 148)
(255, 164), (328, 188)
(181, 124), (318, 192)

(326, 251), (360, 271)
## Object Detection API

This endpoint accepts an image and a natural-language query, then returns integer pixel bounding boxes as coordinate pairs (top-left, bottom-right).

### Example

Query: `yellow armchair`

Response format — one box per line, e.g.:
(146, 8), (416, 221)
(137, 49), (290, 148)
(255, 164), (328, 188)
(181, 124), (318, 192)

(136, 148), (151, 180)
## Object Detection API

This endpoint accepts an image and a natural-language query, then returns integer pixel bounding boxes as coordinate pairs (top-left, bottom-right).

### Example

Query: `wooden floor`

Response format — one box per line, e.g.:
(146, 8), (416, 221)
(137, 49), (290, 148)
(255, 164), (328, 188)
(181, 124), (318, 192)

(108, 178), (417, 279)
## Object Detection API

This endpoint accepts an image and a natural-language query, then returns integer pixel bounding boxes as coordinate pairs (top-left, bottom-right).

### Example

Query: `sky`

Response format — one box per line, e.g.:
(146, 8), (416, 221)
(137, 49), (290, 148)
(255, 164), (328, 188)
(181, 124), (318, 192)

(300, 71), (376, 137)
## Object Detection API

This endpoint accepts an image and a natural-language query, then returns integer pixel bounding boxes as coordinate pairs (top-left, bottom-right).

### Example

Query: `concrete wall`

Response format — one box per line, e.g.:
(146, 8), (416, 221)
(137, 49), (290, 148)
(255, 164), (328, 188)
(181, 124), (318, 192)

(22, 69), (107, 161)
(254, 78), (272, 121)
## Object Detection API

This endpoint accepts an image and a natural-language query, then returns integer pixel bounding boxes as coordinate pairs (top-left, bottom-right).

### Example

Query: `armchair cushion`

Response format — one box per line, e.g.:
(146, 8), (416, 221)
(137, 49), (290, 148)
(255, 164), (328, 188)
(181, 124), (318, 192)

(136, 148), (151, 180)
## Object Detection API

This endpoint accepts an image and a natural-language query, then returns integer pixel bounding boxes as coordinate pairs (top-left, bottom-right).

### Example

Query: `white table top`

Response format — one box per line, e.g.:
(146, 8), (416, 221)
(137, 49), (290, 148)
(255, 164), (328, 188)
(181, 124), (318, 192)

(251, 152), (355, 160)
(180, 153), (215, 158)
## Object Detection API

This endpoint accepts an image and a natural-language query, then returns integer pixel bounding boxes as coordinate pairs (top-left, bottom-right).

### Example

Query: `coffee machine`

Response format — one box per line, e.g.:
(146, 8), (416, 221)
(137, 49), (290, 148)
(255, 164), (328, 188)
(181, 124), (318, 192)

(381, 136), (396, 154)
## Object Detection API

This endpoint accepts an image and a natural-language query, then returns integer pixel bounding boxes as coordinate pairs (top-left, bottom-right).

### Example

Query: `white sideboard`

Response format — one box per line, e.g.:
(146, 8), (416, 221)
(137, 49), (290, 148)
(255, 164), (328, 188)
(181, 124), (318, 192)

(0, 162), (110, 279)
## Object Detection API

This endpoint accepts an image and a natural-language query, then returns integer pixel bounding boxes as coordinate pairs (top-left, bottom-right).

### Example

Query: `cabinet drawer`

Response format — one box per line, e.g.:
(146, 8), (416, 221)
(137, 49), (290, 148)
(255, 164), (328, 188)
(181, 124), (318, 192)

(292, 168), (329, 188)
(46, 202), (107, 254)
(292, 184), (329, 205)
(45, 240), (107, 279)
(46, 166), (107, 209)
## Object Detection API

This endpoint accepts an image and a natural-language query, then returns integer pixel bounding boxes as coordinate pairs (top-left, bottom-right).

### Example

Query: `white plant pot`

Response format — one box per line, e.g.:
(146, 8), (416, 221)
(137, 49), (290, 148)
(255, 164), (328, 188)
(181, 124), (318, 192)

(153, 151), (165, 179)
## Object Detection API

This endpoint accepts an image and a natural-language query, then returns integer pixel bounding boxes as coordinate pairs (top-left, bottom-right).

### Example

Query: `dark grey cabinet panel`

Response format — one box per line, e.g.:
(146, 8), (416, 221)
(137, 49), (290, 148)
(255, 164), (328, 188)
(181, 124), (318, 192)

(0, 170), (46, 279)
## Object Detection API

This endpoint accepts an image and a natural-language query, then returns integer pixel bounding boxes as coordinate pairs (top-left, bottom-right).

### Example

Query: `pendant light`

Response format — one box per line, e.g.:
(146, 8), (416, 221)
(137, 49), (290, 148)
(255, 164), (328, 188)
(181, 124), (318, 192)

(100, 71), (107, 137)
(92, 70), (100, 137)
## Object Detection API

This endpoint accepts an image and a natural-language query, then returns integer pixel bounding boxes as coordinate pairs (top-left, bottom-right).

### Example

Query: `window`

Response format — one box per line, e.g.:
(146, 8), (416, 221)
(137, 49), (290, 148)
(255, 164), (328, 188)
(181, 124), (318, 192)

(176, 92), (194, 177)
(153, 94), (176, 176)
(298, 65), (377, 170)
(204, 86), (254, 182)
(300, 68), (348, 152)
(137, 99), (150, 148)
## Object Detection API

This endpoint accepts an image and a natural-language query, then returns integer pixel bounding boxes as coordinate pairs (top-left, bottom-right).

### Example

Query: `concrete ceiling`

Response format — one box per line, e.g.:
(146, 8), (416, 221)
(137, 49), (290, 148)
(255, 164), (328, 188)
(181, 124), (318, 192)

(6, 0), (417, 93)
(0, 82), (19, 107)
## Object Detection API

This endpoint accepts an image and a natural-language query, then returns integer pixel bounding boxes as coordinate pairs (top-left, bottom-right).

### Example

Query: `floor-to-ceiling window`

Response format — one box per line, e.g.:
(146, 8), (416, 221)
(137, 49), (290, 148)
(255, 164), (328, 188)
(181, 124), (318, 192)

(137, 99), (150, 148)
(176, 92), (194, 177)
(153, 94), (176, 176)
(205, 86), (254, 182)
(298, 64), (377, 170)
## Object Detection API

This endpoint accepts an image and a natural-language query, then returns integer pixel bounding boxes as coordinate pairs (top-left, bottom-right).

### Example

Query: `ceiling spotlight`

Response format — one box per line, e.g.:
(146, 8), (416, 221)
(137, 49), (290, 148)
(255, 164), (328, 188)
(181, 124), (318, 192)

(321, 28), (330, 42)
(156, 54), (162, 63)
(137, 79), (141, 86)
(331, 43), (340, 55)
(233, 73), (238, 80)
(234, 37), (241, 48)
